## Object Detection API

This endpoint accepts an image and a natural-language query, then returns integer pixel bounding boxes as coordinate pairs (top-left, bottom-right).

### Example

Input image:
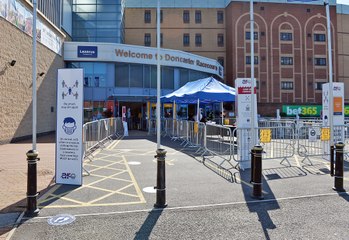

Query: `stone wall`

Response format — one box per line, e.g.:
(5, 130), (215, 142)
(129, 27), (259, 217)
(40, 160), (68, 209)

(0, 18), (65, 144)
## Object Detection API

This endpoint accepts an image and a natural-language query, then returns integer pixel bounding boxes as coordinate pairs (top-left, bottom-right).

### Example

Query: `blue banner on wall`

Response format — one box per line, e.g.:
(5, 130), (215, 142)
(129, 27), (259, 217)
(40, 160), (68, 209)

(78, 46), (98, 58)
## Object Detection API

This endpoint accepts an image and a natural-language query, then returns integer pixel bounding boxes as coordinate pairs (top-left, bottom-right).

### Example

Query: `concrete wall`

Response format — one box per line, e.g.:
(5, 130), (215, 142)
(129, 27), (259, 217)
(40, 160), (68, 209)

(0, 18), (65, 144)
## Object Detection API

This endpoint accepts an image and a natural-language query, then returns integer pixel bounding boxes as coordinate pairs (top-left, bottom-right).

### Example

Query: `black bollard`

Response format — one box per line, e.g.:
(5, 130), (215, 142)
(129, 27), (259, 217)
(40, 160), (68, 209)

(333, 142), (345, 192)
(154, 149), (167, 208)
(251, 145), (264, 199)
(250, 148), (255, 183)
(330, 145), (334, 177)
(26, 150), (40, 217)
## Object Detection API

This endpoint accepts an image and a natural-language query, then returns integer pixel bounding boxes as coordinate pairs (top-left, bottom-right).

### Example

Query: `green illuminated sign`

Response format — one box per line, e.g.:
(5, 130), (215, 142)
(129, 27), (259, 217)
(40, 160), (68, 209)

(282, 105), (321, 116)
(282, 105), (349, 117)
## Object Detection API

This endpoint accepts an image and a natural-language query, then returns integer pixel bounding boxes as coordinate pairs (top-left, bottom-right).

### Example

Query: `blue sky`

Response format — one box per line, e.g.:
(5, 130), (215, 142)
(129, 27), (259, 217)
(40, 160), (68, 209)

(337, 0), (349, 5)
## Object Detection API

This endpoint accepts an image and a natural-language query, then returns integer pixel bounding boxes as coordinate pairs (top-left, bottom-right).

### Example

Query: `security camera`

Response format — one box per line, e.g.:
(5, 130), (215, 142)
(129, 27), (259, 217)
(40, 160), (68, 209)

(10, 60), (16, 66)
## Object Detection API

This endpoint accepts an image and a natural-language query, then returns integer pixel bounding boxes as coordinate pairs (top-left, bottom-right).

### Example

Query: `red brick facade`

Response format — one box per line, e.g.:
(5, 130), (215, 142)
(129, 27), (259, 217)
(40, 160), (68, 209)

(225, 2), (337, 116)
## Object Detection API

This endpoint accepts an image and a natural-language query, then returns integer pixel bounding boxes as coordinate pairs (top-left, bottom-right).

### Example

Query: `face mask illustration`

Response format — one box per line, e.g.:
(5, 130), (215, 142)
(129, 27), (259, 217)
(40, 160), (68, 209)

(62, 117), (77, 135)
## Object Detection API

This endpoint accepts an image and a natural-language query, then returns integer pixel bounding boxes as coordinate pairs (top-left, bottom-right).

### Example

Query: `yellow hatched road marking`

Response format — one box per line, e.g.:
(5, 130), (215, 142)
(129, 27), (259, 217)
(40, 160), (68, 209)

(88, 183), (134, 204)
(40, 152), (146, 208)
(85, 163), (126, 172)
(86, 172), (133, 186)
(123, 155), (146, 203)
(39, 201), (144, 208)
(50, 194), (86, 205)
(38, 185), (60, 203)
(89, 174), (133, 183)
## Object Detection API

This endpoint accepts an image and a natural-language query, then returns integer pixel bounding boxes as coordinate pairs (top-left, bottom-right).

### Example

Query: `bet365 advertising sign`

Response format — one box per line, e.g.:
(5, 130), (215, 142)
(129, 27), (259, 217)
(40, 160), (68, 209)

(282, 105), (349, 117)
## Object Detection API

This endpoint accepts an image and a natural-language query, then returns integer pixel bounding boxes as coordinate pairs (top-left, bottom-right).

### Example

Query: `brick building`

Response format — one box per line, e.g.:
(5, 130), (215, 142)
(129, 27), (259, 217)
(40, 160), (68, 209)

(125, 0), (349, 116)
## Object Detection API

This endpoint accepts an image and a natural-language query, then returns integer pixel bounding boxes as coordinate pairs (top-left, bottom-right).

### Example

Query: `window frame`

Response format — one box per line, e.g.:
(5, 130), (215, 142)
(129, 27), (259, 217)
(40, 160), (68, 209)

(183, 10), (190, 23)
(195, 10), (201, 24)
(280, 32), (293, 41)
(314, 33), (326, 42)
(195, 33), (202, 47)
(183, 33), (190, 46)
(144, 33), (151, 46)
(281, 81), (294, 90)
(245, 31), (259, 40)
(314, 58), (327, 66)
(246, 56), (259, 65)
(144, 10), (151, 24)
(280, 56), (293, 65)
(217, 10), (224, 24)
(217, 33), (224, 47)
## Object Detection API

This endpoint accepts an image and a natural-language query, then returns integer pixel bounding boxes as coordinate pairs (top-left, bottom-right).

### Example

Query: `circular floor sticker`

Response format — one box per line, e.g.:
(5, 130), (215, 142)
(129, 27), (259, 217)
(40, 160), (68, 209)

(143, 186), (157, 193)
(128, 161), (141, 165)
(48, 214), (76, 226)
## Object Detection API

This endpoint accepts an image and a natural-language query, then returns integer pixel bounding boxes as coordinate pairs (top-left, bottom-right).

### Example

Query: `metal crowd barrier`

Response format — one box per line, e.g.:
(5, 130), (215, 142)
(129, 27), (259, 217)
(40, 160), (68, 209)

(259, 126), (295, 165)
(148, 117), (349, 168)
(148, 118), (157, 135)
(205, 123), (233, 161)
(231, 126), (295, 166)
(83, 117), (123, 161)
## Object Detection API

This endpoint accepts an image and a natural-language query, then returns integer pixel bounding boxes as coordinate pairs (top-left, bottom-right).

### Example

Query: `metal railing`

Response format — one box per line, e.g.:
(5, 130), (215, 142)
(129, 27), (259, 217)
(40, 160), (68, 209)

(83, 117), (123, 160)
(147, 117), (349, 169)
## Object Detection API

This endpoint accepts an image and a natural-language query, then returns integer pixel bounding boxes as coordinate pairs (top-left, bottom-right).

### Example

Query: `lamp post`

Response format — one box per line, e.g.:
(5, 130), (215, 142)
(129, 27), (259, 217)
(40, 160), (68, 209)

(154, 0), (167, 208)
(26, 0), (39, 217)
(325, 0), (334, 146)
(250, 0), (257, 148)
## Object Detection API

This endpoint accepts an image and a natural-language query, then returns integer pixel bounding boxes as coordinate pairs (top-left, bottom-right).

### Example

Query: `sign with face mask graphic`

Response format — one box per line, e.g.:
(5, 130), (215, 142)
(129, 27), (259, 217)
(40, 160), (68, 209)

(56, 69), (84, 185)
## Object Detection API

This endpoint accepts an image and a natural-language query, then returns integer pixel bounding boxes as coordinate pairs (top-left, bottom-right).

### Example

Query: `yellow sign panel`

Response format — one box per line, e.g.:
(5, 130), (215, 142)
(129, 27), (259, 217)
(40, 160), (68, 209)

(194, 122), (199, 133)
(260, 129), (271, 143)
(321, 128), (330, 141)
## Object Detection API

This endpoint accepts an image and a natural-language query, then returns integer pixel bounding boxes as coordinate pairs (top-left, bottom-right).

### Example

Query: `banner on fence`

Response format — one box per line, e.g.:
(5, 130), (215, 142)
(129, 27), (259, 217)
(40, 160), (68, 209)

(56, 69), (84, 186)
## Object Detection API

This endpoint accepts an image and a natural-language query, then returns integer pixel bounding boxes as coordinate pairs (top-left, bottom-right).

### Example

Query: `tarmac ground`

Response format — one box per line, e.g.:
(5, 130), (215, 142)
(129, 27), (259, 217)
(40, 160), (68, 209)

(1, 131), (349, 239)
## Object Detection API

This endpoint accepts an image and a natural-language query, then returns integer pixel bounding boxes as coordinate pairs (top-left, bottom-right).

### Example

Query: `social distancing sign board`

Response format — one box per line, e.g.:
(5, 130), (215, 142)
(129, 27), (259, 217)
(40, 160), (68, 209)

(55, 69), (83, 186)
(235, 78), (258, 169)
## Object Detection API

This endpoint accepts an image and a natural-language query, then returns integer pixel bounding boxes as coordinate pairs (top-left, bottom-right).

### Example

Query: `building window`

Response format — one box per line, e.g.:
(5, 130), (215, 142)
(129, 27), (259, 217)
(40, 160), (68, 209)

(281, 57), (293, 65)
(281, 81), (294, 90)
(183, 34), (190, 46)
(314, 58), (326, 66)
(195, 10), (201, 24)
(314, 34), (326, 42)
(245, 31), (258, 40)
(217, 10), (224, 24)
(144, 10), (151, 23)
(156, 10), (163, 23)
(156, 33), (163, 47)
(183, 10), (190, 23)
(246, 56), (259, 64)
(315, 82), (326, 90)
(144, 33), (151, 46)
(195, 34), (202, 47)
(280, 32), (292, 41)
(217, 34), (224, 47)
(217, 57), (224, 67)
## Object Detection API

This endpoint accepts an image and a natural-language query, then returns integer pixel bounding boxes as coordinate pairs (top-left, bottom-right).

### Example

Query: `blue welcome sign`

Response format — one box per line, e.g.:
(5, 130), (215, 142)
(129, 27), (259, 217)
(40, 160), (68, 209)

(77, 46), (98, 58)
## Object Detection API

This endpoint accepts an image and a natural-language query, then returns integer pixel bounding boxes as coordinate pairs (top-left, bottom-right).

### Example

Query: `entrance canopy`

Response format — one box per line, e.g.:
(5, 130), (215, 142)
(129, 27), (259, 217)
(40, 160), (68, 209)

(161, 77), (235, 103)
